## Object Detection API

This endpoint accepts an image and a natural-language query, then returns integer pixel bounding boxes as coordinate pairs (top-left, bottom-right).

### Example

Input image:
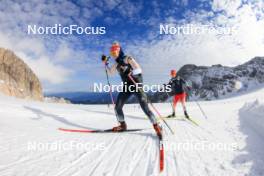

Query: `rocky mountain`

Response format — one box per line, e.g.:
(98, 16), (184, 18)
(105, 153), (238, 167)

(177, 56), (264, 100)
(0, 48), (43, 101)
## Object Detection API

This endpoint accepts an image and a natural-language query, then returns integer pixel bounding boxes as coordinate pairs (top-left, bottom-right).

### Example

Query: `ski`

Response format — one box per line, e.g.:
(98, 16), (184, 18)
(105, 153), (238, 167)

(185, 117), (199, 126)
(165, 115), (184, 119)
(166, 114), (175, 118)
(159, 136), (164, 173)
(165, 115), (199, 126)
(58, 128), (145, 133)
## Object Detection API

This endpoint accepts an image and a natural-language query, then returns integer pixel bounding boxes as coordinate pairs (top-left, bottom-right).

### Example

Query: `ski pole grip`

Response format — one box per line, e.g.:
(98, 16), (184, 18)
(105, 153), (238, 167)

(101, 55), (108, 61)
(101, 55), (109, 65)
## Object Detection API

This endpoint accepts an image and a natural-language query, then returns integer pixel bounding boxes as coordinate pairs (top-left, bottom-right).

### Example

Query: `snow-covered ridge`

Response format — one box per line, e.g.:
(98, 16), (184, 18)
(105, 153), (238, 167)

(178, 57), (264, 100)
(44, 96), (71, 104)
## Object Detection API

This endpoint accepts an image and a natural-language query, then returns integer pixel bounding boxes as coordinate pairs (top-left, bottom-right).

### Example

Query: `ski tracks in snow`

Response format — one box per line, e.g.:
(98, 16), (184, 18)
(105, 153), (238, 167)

(2, 92), (264, 176)
(78, 132), (159, 176)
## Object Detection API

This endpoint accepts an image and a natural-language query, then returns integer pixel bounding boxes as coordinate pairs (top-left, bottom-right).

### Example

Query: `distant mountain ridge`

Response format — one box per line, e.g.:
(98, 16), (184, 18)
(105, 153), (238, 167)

(45, 92), (118, 104)
(48, 57), (264, 104)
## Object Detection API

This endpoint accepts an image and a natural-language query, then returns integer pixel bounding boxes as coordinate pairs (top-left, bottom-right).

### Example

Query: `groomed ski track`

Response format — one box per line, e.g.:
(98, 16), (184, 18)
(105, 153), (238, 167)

(0, 88), (264, 176)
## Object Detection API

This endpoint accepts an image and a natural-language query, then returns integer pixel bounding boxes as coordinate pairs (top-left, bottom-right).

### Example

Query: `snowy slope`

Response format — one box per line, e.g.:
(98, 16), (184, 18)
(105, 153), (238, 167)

(0, 89), (264, 176)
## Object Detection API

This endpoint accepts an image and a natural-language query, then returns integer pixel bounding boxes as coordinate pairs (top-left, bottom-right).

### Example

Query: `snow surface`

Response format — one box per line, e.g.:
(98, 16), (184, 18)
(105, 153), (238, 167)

(0, 89), (264, 176)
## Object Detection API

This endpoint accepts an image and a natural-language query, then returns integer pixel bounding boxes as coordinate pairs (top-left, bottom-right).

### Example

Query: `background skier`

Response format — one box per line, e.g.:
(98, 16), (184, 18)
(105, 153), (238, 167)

(167, 69), (191, 118)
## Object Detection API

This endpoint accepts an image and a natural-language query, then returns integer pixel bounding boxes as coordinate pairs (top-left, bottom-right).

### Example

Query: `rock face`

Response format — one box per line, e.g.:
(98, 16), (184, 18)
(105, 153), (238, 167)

(177, 57), (264, 100)
(0, 48), (43, 101)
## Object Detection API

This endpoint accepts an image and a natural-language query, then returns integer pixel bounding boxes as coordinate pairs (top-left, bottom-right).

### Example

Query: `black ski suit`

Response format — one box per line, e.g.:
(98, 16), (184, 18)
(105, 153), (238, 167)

(112, 54), (157, 124)
(168, 76), (187, 95)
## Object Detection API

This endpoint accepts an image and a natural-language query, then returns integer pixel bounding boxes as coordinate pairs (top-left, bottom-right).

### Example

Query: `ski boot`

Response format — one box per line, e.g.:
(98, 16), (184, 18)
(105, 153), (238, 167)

(167, 112), (175, 118)
(112, 121), (127, 132)
(153, 123), (163, 140)
(184, 110), (189, 119)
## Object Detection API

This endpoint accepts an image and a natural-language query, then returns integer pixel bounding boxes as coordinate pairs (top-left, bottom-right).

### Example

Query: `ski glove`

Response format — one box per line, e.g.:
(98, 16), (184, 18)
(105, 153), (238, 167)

(101, 55), (109, 65)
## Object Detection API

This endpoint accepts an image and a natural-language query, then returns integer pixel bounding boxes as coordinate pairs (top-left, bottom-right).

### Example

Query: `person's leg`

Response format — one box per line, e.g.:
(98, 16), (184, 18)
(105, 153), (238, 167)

(171, 95), (179, 117)
(129, 74), (162, 138)
(180, 93), (189, 118)
(181, 93), (187, 111)
(134, 91), (158, 124)
(114, 91), (131, 130)
(134, 91), (163, 139)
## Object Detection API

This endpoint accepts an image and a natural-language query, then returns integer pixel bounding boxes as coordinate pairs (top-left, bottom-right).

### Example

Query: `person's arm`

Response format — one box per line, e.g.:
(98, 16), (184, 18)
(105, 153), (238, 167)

(179, 77), (185, 84)
(125, 56), (142, 75)
(166, 77), (176, 87)
(101, 55), (117, 75)
(106, 63), (117, 75)
(181, 78), (191, 90)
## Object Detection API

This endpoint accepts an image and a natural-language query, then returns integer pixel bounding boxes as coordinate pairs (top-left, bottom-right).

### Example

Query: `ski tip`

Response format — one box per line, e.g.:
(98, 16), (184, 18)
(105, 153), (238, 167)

(58, 128), (93, 133)
(159, 158), (164, 173)
(188, 118), (199, 126)
(160, 167), (164, 173)
(159, 140), (165, 173)
(58, 128), (73, 132)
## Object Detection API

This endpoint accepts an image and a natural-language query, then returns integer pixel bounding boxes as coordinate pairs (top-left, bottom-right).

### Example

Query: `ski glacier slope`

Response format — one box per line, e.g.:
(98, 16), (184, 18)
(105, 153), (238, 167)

(0, 89), (264, 176)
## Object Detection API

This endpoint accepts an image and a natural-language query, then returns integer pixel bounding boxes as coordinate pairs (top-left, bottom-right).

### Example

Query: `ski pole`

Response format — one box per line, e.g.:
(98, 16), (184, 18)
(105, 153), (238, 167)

(164, 91), (175, 114)
(104, 64), (115, 106)
(194, 99), (208, 119)
(103, 63), (119, 121)
(185, 87), (208, 119)
(127, 74), (175, 135)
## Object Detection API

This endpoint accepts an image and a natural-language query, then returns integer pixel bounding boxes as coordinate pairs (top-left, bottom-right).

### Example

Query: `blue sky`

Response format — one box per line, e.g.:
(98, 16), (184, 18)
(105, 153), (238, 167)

(0, 0), (264, 93)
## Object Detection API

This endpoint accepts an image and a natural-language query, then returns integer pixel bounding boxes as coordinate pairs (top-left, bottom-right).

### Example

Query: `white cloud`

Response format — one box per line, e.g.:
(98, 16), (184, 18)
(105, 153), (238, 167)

(125, 1), (264, 84)
(103, 0), (121, 10)
(0, 0), (99, 89)
(0, 31), (73, 84)
(54, 42), (73, 62)
(18, 53), (72, 84)
(212, 0), (242, 16)
(117, 0), (142, 19)
(182, 0), (189, 6)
